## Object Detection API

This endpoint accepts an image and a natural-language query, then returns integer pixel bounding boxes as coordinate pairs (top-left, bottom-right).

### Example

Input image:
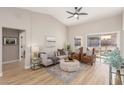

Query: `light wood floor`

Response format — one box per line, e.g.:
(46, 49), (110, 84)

(0, 62), (109, 85)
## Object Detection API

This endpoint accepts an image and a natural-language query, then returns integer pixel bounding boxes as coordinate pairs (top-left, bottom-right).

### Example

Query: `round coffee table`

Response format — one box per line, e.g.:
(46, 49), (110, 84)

(60, 59), (80, 72)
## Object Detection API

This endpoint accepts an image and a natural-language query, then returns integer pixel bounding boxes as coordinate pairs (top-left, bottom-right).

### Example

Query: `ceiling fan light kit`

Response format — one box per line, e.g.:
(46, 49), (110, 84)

(66, 7), (88, 20)
(74, 14), (78, 18)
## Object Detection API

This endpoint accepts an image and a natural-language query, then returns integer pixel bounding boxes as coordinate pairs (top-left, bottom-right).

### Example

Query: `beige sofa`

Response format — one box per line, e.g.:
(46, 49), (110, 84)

(40, 52), (54, 66)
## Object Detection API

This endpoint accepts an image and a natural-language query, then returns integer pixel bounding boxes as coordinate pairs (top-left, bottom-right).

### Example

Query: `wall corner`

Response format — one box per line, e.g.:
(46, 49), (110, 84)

(0, 72), (3, 77)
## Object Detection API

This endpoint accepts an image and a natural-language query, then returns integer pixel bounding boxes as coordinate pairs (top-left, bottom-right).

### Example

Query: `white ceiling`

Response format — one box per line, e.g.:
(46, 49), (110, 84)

(22, 7), (124, 26)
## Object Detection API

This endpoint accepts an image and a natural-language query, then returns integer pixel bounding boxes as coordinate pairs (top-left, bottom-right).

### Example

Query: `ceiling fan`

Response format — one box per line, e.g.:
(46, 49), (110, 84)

(66, 7), (88, 20)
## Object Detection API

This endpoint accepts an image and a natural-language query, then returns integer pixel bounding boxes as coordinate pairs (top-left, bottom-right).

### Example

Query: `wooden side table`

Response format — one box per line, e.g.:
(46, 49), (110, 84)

(31, 58), (41, 70)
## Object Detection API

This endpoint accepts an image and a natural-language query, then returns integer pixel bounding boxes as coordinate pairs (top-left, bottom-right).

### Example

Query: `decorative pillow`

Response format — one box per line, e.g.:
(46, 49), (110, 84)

(86, 50), (92, 56)
(54, 52), (56, 56)
(57, 51), (60, 56)
(54, 50), (60, 56)
(61, 49), (66, 55)
(58, 49), (61, 55)
(58, 49), (66, 55)
(83, 47), (87, 53)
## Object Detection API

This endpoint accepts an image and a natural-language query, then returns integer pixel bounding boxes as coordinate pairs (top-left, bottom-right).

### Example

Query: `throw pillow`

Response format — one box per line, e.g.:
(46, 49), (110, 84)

(61, 49), (66, 55)
(86, 50), (92, 56)
(58, 49), (65, 55)
(83, 47), (87, 53)
(57, 51), (60, 56)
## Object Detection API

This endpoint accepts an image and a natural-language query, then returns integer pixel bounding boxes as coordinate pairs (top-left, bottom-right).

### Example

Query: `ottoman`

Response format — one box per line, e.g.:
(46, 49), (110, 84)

(60, 59), (80, 72)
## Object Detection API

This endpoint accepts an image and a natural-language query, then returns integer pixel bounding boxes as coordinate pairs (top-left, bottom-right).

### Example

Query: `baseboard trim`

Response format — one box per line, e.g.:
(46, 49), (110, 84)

(25, 65), (30, 69)
(2, 59), (20, 64)
(0, 72), (3, 77)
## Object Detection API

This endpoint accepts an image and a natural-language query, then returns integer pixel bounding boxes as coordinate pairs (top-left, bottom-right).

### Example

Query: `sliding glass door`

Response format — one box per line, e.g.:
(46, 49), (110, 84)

(87, 34), (101, 62)
(87, 32), (119, 63)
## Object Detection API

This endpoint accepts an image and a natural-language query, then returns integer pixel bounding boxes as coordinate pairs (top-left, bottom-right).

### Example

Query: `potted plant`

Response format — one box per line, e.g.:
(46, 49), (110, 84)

(104, 48), (124, 85)
(64, 43), (71, 51)
(67, 44), (71, 51)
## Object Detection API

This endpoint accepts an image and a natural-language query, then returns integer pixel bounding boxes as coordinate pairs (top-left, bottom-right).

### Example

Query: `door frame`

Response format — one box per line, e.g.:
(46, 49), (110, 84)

(0, 27), (27, 77)
(19, 31), (26, 61)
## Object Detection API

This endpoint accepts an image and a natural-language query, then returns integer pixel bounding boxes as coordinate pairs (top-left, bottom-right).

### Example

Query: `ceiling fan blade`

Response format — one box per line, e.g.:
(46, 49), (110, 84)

(66, 11), (74, 14)
(79, 13), (88, 15)
(67, 16), (73, 18)
(78, 7), (82, 12)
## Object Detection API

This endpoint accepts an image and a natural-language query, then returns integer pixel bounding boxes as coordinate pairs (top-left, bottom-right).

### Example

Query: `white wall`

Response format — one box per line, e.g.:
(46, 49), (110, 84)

(68, 15), (123, 53)
(0, 25), (2, 76)
(31, 12), (67, 51)
(0, 8), (67, 77)
(122, 11), (124, 57)
(123, 11), (124, 31)
(0, 8), (31, 76)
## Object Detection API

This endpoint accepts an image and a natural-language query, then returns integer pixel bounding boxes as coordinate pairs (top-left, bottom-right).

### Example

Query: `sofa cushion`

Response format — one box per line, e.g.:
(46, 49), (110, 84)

(56, 50), (60, 56)
(57, 55), (68, 59)
(83, 47), (87, 53)
(49, 56), (60, 62)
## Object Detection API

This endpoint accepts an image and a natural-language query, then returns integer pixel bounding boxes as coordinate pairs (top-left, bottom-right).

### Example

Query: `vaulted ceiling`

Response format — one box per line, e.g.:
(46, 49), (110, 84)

(22, 7), (124, 26)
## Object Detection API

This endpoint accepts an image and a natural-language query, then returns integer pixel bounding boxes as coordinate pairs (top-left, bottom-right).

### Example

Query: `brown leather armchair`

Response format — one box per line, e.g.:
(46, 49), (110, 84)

(81, 48), (96, 65)
(71, 47), (83, 61)
(71, 47), (96, 65)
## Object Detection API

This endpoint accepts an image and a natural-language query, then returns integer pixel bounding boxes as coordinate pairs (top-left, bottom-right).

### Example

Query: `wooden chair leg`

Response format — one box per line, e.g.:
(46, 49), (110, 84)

(91, 62), (93, 66)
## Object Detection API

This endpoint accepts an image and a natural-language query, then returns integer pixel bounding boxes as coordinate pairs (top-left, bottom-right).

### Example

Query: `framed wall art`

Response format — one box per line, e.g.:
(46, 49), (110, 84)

(46, 36), (56, 48)
(3, 37), (17, 45)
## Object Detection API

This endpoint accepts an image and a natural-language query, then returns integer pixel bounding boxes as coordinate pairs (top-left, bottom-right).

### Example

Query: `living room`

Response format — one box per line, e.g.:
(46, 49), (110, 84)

(0, 7), (124, 85)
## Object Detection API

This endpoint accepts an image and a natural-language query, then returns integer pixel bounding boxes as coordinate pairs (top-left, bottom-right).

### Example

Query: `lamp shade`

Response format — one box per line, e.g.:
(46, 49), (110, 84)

(32, 46), (39, 52)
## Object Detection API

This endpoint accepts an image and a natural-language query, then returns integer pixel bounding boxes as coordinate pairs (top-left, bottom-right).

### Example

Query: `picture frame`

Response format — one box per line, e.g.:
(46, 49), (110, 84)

(46, 36), (56, 48)
(74, 36), (82, 48)
(3, 37), (17, 45)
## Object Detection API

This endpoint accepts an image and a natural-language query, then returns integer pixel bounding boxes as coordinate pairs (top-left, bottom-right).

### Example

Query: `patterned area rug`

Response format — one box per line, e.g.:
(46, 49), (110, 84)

(46, 63), (85, 84)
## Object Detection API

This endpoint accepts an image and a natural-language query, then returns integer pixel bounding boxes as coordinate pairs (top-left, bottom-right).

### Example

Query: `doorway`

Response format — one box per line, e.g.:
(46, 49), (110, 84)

(2, 27), (26, 72)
